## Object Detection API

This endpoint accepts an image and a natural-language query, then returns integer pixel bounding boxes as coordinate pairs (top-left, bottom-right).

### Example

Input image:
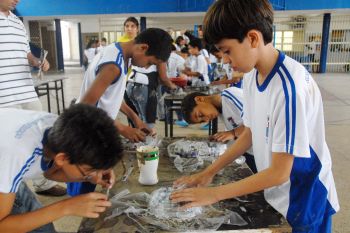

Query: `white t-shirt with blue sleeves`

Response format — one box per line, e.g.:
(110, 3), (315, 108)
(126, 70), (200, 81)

(0, 108), (57, 193)
(242, 52), (339, 229)
(77, 43), (127, 119)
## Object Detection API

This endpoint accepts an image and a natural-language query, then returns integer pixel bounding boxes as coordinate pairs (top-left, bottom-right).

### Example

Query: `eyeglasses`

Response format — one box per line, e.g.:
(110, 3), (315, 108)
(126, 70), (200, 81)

(75, 164), (97, 182)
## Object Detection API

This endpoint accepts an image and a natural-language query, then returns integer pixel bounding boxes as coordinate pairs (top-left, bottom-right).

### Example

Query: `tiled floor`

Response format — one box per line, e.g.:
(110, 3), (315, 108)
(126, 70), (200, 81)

(32, 67), (349, 232)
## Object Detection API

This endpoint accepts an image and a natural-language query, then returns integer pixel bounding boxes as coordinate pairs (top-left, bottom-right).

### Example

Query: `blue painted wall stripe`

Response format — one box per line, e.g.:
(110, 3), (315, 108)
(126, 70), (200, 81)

(15, 0), (350, 17)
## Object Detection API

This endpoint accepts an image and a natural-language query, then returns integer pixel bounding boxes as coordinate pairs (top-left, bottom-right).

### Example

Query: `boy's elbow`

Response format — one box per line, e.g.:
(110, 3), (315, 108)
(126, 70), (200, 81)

(271, 168), (291, 186)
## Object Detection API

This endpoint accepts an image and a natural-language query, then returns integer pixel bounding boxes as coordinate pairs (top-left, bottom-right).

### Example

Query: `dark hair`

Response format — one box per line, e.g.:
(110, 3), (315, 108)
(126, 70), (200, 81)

(47, 104), (123, 170)
(171, 44), (177, 51)
(209, 45), (220, 54)
(181, 92), (208, 123)
(180, 46), (189, 55)
(134, 28), (173, 62)
(184, 31), (196, 42)
(189, 38), (203, 50)
(101, 37), (107, 42)
(124, 17), (139, 28)
(203, 0), (274, 45)
(175, 36), (184, 45)
(86, 40), (96, 49)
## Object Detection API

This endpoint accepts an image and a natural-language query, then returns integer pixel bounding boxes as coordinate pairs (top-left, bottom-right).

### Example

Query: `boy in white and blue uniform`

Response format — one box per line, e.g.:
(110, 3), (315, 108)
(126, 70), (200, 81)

(183, 38), (210, 86)
(181, 87), (257, 173)
(73, 28), (173, 195)
(78, 42), (126, 119)
(0, 104), (123, 232)
(171, 0), (339, 232)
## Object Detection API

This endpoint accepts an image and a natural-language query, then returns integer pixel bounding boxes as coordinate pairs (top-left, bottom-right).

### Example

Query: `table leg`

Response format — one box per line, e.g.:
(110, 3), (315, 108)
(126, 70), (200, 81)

(46, 84), (51, 113)
(60, 80), (65, 110)
(164, 105), (168, 137)
(54, 81), (60, 114)
(170, 108), (174, 137)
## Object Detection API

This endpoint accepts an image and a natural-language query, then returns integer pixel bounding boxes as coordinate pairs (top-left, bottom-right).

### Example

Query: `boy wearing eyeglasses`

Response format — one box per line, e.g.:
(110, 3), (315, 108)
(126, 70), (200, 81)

(0, 104), (123, 232)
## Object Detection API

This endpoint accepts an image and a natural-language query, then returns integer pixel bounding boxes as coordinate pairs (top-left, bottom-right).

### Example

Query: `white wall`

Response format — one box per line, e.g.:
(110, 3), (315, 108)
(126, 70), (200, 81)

(61, 21), (80, 61)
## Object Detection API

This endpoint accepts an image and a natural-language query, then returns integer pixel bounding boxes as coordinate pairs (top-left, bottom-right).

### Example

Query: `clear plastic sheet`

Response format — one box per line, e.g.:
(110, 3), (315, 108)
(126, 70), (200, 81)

(167, 139), (227, 173)
(148, 186), (203, 219)
(167, 139), (227, 159)
(105, 188), (247, 232)
(173, 156), (204, 173)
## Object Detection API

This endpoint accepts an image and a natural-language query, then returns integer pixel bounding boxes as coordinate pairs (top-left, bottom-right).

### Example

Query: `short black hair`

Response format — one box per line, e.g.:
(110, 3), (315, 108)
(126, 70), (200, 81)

(188, 38), (203, 50)
(181, 92), (208, 123)
(46, 104), (123, 170)
(180, 46), (189, 55)
(101, 37), (107, 42)
(124, 17), (139, 28)
(134, 28), (173, 62)
(203, 0), (274, 45)
(175, 36), (184, 45)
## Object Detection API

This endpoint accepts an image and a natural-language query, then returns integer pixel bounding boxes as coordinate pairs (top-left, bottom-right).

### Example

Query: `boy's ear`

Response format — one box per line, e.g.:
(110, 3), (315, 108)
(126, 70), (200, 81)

(138, 44), (149, 53)
(53, 153), (70, 167)
(247, 30), (260, 49)
(194, 96), (205, 103)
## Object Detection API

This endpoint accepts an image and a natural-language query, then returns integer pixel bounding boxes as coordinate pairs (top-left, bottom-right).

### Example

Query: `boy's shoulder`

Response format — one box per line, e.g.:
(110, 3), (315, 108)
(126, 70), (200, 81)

(222, 86), (243, 98)
(281, 55), (314, 90)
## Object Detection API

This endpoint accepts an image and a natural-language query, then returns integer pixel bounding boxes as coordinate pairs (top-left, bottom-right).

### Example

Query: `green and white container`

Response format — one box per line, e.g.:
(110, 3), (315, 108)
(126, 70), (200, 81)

(137, 145), (159, 185)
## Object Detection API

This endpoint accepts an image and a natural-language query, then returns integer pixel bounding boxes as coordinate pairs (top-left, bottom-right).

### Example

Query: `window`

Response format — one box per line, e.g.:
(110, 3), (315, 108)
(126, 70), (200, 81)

(274, 30), (294, 51)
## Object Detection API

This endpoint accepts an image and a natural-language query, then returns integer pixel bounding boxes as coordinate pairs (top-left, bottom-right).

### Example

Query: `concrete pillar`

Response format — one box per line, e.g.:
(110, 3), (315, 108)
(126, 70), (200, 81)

(55, 19), (64, 71)
(319, 13), (331, 73)
(140, 17), (146, 32)
(78, 23), (83, 67)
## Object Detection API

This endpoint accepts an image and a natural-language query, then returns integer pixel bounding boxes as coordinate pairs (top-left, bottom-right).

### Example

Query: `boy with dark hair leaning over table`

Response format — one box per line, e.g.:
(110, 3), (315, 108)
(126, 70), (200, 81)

(171, 0), (339, 232)
(181, 87), (257, 173)
(0, 104), (123, 232)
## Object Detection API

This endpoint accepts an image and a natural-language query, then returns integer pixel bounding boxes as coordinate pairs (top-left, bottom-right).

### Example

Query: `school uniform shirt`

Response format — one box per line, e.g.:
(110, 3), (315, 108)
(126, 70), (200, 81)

(192, 54), (209, 85)
(0, 108), (57, 193)
(174, 44), (181, 52)
(200, 49), (210, 60)
(0, 11), (38, 107)
(167, 52), (185, 77)
(221, 87), (253, 154)
(77, 43), (127, 119)
(84, 47), (96, 63)
(221, 87), (243, 131)
(185, 55), (195, 70)
(242, 51), (339, 229)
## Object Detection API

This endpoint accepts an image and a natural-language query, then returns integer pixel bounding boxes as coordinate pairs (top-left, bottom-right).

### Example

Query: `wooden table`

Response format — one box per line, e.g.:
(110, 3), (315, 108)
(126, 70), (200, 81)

(78, 138), (290, 233)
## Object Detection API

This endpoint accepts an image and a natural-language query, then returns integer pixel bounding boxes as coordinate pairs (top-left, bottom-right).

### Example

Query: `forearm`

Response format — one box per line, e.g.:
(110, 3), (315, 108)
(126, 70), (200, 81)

(185, 70), (201, 77)
(159, 75), (174, 89)
(114, 120), (127, 132)
(0, 201), (66, 232)
(206, 128), (252, 176)
(232, 125), (245, 137)
(215, 167), (288, 201)
(120, 101), (141, 125)
(157, 62), (175, 89)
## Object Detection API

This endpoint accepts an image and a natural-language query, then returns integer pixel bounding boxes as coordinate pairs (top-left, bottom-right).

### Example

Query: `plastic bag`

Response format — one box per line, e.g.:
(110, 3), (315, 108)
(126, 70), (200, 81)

(104, 187), (246, 232)
(148, 186), (202, 220)
(167, 139), (227, 173)
(168, 139), (226, 159)
(173, 156), (204, 173)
